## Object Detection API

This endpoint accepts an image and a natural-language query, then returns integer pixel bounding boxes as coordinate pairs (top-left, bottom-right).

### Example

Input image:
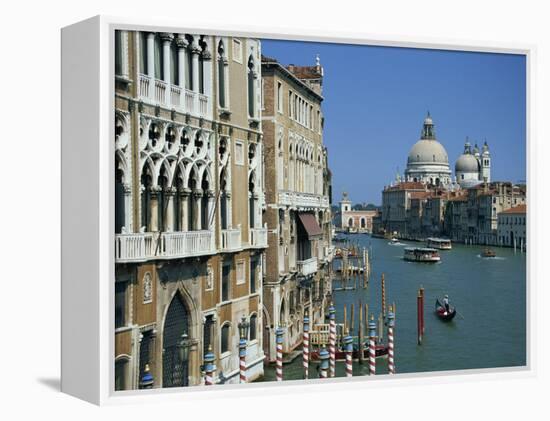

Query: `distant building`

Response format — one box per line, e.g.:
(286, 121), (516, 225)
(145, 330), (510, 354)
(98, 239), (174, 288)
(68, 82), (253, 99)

(455, 139), (491, 188)
(497, 205), (527, 249)
(339, 192), (377, 232)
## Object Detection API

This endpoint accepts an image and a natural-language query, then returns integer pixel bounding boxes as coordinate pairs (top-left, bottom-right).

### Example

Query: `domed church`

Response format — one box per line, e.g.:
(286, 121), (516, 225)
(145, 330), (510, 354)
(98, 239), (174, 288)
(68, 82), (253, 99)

(455, 138), (491, 188)
(405, 112), (452, 188)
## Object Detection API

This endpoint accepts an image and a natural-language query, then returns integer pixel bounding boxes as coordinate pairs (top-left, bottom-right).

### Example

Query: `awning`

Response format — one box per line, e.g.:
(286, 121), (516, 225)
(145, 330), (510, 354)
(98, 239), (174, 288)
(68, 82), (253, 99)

(297, 213), (323, 238)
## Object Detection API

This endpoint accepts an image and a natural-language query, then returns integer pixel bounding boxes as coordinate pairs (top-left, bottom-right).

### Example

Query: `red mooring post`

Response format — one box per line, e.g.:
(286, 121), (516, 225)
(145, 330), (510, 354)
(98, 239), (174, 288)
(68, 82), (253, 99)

(417, 290), (423, 345)
(420, 287), (425, 335)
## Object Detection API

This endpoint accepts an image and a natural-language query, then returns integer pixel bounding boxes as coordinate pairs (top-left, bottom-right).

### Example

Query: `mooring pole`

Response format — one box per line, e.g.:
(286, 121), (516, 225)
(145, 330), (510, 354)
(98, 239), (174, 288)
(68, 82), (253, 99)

(329, 303), (336, 378)
(368, 315), (377, 375)
(381, 273), (386, 317)
(350, 303), (355, 336)
(420, 287), (425, 335)
(204, 345), (216, 385)
(303, 311), (310, 380)
(344, 332), (353, 377)
(239, 338), (247, 383)
(387, 308), (395, 374)
(276, 327), (284, 381)
(417, 290), (423, 345)
(358, 301), (364, 364)
(319, 345), (329, 379)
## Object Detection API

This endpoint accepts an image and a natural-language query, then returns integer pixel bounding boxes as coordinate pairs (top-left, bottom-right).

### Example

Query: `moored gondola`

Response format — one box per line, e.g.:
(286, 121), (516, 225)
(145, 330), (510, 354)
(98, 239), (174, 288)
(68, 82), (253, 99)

(435, 298), (456, 321)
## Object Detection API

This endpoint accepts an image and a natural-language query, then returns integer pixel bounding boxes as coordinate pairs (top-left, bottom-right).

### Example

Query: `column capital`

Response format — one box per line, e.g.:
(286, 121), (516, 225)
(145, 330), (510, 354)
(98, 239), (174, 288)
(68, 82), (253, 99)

(176, 36), (189, 49)
(164, 186), (177, 196)
(191, 42), (202, 55)
(192, 189), (204, 198)
(149, 185), (162, 195)
(160, 32), (174, 43)
(206, 190), (216, 198)
(179, 187), (192, 197)
(202, 50), (212, 61)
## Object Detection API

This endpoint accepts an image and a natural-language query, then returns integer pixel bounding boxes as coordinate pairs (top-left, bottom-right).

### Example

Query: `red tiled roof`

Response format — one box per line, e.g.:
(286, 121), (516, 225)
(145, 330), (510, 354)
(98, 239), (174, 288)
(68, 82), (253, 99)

(385, 181), (426, 191)
(286, 65), (322, 80)
(500, 204), (527, 214)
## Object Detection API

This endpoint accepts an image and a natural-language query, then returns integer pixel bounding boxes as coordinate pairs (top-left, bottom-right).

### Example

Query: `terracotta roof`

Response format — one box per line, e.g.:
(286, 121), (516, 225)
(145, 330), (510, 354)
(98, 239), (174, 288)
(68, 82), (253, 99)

(409, 191), (432, 200)
(286, 64), (322, 80)
(500, 204), (527, 214)
(386, 181), (425, 191)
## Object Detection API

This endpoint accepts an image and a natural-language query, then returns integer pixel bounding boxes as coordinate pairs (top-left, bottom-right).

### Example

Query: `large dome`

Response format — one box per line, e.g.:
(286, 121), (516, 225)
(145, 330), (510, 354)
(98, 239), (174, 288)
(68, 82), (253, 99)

(407, 139), (449, 166)
(455, 153), (479, 173)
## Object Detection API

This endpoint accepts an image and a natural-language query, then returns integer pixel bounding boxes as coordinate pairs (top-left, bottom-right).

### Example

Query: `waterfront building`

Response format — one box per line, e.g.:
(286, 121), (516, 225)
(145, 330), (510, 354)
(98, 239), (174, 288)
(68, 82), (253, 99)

(404, 113), (452, 188)
(114, 31), (267, 389)
(261, 55), (333, 360)
(339, 192), (378, 232)
(378, 181), (427, 237)
(497, 204), (527, 249)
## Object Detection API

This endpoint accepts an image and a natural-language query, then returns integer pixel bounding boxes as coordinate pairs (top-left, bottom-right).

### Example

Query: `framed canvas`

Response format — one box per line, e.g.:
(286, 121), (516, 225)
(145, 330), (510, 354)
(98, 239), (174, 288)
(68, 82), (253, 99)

(61, 15), (533, 405)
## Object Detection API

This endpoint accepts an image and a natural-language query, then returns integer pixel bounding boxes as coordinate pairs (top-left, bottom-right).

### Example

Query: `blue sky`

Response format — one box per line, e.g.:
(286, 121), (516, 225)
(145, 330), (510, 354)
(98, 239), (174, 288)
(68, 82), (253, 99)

(261, 39), (526, 206)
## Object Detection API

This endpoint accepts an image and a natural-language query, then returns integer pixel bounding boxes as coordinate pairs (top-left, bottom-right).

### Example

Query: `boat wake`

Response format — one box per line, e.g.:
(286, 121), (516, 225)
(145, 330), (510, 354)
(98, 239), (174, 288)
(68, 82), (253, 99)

(388, 242), (406, 246)
(477, 255), (506, 260)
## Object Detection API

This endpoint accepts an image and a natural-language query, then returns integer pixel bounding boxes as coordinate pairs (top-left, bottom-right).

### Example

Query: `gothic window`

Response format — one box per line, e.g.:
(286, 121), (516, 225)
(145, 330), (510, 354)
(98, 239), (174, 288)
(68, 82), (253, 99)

(217, 41), (227, 108)
(249, 314), (257, 341)
(115, 281), (127, 328)
(221, 263), (230, 302)
(250, 259), (257, 294)
(115, 358), (128, 391)
(247, 55), (256, 118)
(115, 30), (123, 76)
(221, 323), (230, 354)
(277, 82), (283, 113)
(170, 40), (179, 85)
(148, 122), (161, 148)
(139, 32), (148, 74)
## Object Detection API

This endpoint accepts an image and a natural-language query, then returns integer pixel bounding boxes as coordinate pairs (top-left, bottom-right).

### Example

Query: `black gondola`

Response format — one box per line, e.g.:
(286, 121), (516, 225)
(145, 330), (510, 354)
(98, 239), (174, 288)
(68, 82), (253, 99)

(435, 298), (456, 321)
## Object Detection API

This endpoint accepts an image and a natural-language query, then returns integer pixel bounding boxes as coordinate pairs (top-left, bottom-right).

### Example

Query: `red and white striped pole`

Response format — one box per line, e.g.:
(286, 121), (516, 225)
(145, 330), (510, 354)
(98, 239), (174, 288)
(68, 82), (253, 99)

(368, 315), (377, 375)
(319, 345), (329, 379)
(329, 303), (336, 378)
(387, 307), (396, 374)
(303, 311), (310, 379)
(204, 345), (216, 385)
(344, 332), (353, 377)
(276, 327), (284, 382)
(239, 338), (247, 383)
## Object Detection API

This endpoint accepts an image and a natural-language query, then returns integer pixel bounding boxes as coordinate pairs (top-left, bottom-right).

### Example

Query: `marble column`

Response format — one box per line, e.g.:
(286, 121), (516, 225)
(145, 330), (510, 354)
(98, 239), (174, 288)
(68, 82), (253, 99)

(179, 188), (191, 231)
(190, 39), (202, 113)
(149, 186), (161, 232)
(160, 33), (174, 104)
(146, 32), (155, 78)
(206, 190), (215, 230)
(176, 36), (188, 107)
(123, 183), (132, 233)
(193, 190), (203, 231)
(164, 187), (177, 232)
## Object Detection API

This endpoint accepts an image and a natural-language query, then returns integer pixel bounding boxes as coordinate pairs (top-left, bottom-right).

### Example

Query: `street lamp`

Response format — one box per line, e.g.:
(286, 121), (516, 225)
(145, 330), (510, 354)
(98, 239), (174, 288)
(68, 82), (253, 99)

(238, 315), (250, 340)
(237, 316), (250, 383)
(178, 332), (191, 363)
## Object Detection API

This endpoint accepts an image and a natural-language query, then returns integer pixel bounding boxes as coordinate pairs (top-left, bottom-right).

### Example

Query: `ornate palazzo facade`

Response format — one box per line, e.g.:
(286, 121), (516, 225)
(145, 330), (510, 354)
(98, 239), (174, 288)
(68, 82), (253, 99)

(114, 31), (267, 390)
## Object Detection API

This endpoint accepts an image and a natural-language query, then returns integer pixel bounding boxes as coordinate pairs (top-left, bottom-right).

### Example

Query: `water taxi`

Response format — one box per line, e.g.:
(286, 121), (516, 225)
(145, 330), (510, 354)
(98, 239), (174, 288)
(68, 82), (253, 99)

(403, 247), (441, 263)
(482, 248), (497, 258)
(426, 237), (452, 250)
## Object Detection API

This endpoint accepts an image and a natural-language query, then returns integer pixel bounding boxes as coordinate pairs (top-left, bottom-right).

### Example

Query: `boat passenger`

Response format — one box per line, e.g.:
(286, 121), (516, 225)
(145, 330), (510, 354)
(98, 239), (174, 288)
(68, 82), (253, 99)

(443, 294), (450, 314)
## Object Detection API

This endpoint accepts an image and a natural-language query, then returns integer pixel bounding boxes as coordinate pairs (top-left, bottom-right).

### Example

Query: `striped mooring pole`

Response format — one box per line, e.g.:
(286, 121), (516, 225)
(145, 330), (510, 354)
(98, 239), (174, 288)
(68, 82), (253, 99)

(303, 311), (310, 379)
(204, 345), (216, 385)
(239, 338), (247, 383)
(381, 273), (386, 317)
(319, 345), (329, 379)
(368, 315), (377, 375)
(387, 308), (396, 374)
(276, 327), (284, 382)
(329, 303), (336, 378)
(344, 332), (353, 377)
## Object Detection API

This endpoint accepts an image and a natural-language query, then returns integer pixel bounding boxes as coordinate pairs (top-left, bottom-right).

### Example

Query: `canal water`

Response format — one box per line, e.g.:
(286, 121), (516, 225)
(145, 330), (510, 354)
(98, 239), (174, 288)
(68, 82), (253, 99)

(262, 234), (526, 381)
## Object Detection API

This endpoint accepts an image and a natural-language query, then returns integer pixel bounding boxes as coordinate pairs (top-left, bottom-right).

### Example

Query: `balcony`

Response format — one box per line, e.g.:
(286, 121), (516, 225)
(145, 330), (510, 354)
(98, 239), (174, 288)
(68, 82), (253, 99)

(115, 230), (215, 263)
(250, 225), (268, 248)
(221, 227), (242, 252)
(138, 74), (211, 119)
(297, 257), (318, 277)
(278, 191), (330, 210)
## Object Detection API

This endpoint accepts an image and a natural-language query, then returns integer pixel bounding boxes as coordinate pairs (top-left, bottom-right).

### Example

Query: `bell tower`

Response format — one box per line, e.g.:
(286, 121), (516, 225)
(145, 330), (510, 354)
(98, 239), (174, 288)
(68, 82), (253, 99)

(481, 141), (491, 182)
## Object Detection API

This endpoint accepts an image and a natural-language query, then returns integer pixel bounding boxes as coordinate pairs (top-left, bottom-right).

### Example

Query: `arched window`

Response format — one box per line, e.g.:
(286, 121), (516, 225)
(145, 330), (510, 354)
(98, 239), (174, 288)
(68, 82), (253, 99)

(162, 294), (190, 387)
(221, 323), (231, 354)
(247, 55), (256, 118)
(361, 218), (366, 228)
(348, 217), (353, 228)
(217, 41), (226, 108)
(249, 314), (257, 341)
(115, 357), (129, 391)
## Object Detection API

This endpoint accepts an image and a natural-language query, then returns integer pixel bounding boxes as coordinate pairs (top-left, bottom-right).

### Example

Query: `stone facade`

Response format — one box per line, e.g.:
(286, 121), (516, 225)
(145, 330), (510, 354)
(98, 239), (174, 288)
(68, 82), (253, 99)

(261, 55), (333, 360)
(114, 31), (267, 390)
(339, 192), (377, 232)
(497, 204), (527, 249)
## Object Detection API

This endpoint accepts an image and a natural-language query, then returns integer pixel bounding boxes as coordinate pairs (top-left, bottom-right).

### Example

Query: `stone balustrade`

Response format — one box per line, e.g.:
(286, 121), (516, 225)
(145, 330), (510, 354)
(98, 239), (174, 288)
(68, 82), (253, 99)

(138, 73), (211, 119)
(297, 256), (318, 277)
(221, 227), (242, 252)
(278, 190), (330, 209)
(250, 225), (268, 248)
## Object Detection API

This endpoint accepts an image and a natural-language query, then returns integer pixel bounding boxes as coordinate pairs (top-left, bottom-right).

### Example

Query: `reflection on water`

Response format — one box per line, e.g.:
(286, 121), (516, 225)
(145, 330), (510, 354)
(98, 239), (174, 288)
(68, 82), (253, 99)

(262, 234), (526, 381)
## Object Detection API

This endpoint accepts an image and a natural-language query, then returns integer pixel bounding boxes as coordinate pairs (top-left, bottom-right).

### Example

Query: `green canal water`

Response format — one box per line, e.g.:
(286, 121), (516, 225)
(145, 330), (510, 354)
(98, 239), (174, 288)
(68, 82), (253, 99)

(261, 234), (527, 381)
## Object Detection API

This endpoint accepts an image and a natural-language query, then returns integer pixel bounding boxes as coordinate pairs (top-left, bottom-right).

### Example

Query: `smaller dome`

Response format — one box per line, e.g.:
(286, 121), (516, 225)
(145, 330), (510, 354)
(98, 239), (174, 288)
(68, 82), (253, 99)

(455, 153), (479, 173)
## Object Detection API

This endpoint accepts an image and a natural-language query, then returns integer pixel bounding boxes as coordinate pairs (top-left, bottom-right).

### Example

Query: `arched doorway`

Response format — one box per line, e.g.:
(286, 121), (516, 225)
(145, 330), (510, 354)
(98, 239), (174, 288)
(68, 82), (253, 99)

(360, 218), (366, 229)
(162, 294), (190, 387)
(348, 217), (353, 228)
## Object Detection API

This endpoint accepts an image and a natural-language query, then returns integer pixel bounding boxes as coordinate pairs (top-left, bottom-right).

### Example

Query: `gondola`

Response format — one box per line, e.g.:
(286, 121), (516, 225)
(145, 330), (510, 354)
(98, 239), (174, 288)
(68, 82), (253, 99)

(435, 298), (456, 321)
